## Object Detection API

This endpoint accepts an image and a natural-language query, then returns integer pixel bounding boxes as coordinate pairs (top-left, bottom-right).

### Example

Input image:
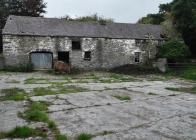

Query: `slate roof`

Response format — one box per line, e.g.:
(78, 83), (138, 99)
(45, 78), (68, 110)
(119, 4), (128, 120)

(3, 15), (163, 40)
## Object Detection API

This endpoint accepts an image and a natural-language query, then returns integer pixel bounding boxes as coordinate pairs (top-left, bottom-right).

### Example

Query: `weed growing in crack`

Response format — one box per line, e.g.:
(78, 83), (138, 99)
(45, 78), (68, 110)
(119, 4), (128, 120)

(113, 95), (131, 101)
(5, 80), (20, 84)
(76, 133), (93, 140)
(166, 87), (196, 94)
(24, 77), (48, 84)
(148, 92), (157, 95)
(0, 126), (47, 139)
(19, 101), (69, 140)
(21, 101), (49, 123)
(32, 87), (55, 96)
(56, 134), (69, 140)
(0, 88), (28, 101)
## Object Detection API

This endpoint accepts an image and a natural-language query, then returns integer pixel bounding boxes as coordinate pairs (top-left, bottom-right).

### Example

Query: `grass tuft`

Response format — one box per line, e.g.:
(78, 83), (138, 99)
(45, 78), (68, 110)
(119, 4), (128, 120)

(148, 92), (157, 95)
(48, 120), (56, 130)
(166, 87), (196, 94)
(32, 85), (87, 96)
(22, 101), (49, 123)
(0, 126), (46, 139)
(76, 133), (93, 140)
(24, 77), (48, 84)
(113, 95), (131, 101)
(32, 87), (54, 96)
(5, 80), (20, 84)
(56, 134), (69, 140)
(0, 88), (27, 101)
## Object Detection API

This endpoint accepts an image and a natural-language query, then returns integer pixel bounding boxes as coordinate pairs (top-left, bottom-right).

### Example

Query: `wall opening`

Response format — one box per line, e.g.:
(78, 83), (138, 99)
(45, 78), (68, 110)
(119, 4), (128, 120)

(84, 51), (91, 61)
(58, 51), (69, 63)
(134, 52), (141, 63)
(72, 40), (81, 50)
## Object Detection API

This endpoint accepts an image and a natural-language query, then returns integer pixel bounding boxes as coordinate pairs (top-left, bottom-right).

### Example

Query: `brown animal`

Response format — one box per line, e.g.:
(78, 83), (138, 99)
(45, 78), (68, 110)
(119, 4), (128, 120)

(54, 61), (71, 73)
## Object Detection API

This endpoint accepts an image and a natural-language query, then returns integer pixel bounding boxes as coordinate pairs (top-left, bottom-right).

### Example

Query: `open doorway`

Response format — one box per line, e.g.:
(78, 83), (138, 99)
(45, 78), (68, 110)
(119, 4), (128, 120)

(58, 51), (69, 63)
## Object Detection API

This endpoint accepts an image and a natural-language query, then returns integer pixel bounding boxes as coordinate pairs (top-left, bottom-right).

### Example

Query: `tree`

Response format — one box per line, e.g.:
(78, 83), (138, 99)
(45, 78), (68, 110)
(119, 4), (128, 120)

(159, 3), (173, 14)
(158, 39), (190, 61)
(0, 0), (47, 53)
(0, 0), (46, 28)
(161, 13), (181, 39)
(138, 13), (165, 25)
(63, 14), (114, 24)
(171, 0), (196, 57)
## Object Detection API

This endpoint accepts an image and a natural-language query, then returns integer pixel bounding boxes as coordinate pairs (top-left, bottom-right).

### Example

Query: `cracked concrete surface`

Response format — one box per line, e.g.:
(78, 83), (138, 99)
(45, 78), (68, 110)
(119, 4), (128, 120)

(0, 72), (196, 140)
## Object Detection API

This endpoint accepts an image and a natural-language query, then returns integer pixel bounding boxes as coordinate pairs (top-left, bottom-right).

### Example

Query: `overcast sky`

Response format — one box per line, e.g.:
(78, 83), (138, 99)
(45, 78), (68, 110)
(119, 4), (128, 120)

(45, 0), (172, 23)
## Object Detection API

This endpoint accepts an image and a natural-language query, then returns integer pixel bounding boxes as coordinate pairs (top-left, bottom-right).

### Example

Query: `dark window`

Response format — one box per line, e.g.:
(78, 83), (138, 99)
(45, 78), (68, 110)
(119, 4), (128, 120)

(135, 39), (141, 46)
(58, 51), (69, 63)
(84, 51), (91, 61)
(134, 52), (141, 63)
(72, 40), (81, 50)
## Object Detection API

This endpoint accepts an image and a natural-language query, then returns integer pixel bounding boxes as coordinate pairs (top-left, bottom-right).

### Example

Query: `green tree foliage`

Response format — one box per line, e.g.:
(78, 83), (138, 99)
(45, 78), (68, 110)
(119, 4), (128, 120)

(138, 13), (165, 25)
(159, 3), (173, 14)
(63, 14), (114, 24)
(0, 0), (46, 53)
(161, 13), (181, 39)
(0, 0), (47, 29)
(171, 0), (196, 57)
(158, 39), (190, 60)
(139, 0), (196, 57)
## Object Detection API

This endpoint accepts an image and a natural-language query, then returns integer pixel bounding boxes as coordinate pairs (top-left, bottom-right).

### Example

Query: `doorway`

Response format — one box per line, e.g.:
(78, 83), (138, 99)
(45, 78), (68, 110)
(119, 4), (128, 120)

(58, 51), (69, 63)
(30, 52), (53, 69)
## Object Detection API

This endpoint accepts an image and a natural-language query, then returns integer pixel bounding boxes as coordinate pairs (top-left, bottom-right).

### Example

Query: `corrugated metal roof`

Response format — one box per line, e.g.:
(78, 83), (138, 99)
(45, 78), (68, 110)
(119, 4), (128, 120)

(3, 15), (163, 40)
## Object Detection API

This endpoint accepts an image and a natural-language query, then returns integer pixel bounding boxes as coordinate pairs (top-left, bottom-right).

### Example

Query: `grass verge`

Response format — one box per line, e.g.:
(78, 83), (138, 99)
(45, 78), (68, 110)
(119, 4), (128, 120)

(165, 66), (196, 81)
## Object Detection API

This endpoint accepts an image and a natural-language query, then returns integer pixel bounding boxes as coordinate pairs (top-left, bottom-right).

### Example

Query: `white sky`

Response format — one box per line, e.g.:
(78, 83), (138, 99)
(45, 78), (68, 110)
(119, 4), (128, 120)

(44, 0), (172, 23)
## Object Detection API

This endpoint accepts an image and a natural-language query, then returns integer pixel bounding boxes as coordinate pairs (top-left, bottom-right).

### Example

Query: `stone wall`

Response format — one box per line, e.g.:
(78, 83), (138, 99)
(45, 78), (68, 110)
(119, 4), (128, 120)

(3, 35), (159, 69)
(0, 55), (4, 69)
(3, 35), (70, 66)
(102, 39), (139, 68)
(71, 38), (101, 69)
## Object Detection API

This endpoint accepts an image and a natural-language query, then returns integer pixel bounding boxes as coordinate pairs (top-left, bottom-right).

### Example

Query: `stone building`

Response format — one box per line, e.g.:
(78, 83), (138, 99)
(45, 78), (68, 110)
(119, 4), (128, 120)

(2, 15), (164, 70)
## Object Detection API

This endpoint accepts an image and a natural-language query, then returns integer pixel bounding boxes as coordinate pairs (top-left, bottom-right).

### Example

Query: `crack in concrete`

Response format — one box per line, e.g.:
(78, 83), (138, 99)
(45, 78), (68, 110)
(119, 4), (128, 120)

(48, 101), (126, 113)
(93, 113), (191, 139)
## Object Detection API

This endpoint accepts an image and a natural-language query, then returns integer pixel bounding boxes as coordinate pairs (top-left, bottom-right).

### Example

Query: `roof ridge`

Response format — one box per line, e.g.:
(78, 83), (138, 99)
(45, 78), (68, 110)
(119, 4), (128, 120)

(8, 15), (161, 27)
(3, 15), (163, 40)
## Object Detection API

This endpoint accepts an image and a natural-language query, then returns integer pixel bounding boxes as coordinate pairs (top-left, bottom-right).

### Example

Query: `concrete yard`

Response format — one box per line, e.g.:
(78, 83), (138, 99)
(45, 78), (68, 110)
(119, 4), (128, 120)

(0, 71), (195, 140)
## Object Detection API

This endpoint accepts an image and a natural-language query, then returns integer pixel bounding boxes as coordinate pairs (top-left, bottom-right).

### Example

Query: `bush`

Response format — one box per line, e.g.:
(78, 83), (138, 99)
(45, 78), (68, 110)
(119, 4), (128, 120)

(4, 63), (34, 72)
(158, 39), (190, 61)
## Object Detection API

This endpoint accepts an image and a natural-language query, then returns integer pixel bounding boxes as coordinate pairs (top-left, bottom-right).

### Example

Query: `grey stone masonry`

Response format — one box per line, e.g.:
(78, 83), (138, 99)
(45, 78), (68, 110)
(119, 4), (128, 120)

(3, 35), (159, 69)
